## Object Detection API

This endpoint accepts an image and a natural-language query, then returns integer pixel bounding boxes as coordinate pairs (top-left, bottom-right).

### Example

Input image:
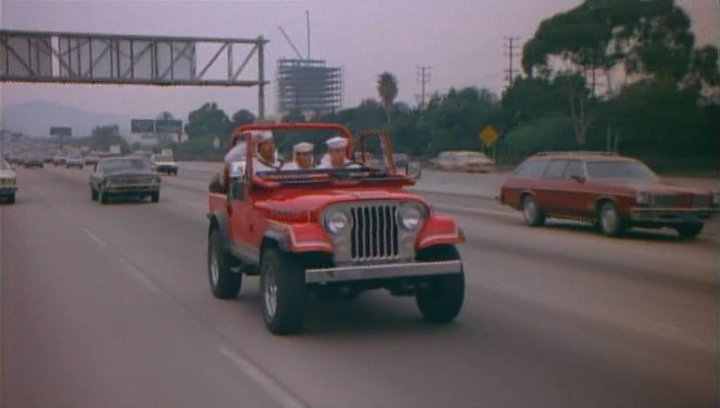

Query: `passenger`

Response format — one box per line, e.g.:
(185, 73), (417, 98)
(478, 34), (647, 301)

(284, 142), (315, 170)
(318, 136), (358, 169)
(253, 131), (283, 173)
(215, 134), (248, 192)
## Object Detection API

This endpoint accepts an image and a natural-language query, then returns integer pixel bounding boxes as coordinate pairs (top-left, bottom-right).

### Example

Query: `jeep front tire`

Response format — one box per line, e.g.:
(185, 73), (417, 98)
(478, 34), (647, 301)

(260, 247), (307, 335)
(415, 244), (464, 323)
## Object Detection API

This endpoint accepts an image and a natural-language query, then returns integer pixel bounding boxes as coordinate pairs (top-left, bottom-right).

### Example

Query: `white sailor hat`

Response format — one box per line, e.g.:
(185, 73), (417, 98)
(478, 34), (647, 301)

(326, 136), (348, 150)
(293, 142), (314, 153)
(251, 130), (274, 144)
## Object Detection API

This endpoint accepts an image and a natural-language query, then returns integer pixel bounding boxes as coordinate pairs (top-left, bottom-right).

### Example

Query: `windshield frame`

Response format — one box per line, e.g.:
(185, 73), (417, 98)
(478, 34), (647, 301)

(100, 158), (150, 174)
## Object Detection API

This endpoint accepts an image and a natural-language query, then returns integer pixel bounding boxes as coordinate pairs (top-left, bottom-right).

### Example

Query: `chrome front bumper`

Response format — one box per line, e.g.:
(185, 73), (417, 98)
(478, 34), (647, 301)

(305, 260), (463, 284)
(630, 208), (717, 224)
(104, 185), (159, 193)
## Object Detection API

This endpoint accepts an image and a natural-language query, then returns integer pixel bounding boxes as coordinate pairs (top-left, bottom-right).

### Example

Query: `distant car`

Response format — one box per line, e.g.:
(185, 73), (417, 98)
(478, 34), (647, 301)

(498, 151), (719, 238)
(89, 157), (161, 204)
(430, 151), (494, 173)
(150, 154), (178, 175)
(0, 159), (17, 204)
(53, 155), (66, 166)
(66, 155), (85, 169)
(84, 155), (100, 166)
(24, 153), (44, 168)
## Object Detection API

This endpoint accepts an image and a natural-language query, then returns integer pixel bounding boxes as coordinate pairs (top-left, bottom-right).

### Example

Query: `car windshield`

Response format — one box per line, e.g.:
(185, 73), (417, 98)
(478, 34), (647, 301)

(155, 155), (173, 162)
(1, 160), (10, 170)
(101, 159), (149, 173)
(586, 160), (658, 180)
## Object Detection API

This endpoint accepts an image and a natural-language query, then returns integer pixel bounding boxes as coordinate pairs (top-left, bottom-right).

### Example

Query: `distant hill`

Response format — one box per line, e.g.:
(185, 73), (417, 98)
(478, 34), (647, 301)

(1, 100), (132, 137)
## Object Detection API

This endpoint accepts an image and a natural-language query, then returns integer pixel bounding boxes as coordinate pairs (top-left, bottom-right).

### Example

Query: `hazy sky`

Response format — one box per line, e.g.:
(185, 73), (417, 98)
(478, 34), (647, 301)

(1, 0), (718, 119)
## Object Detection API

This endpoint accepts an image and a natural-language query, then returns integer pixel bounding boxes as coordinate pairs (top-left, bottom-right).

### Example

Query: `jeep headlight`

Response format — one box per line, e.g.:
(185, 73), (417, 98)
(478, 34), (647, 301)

(324, 210), (350, 234)
(635, 191), (650, 205)
(398, 203), (425, 231)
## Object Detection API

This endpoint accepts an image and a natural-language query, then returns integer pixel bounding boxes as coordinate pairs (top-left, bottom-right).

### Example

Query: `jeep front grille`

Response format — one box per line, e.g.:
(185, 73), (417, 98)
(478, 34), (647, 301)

(350, 204), (399, 261)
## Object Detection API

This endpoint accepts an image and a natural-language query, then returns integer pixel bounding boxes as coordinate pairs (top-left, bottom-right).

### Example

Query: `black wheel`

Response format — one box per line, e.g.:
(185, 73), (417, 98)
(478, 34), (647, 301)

(260, 247), (307, 335)
(207, 228), (242, 299)
(7, 194), (15, 204)
(598, 201), (626, 237)
(91, 189), (98, 201)
(415, 245), (464, 323)
(150, 192), (159, 203)
(675, 223), (703, 239)
(521, 194), (545, 226)
(99, 190), (109, 204)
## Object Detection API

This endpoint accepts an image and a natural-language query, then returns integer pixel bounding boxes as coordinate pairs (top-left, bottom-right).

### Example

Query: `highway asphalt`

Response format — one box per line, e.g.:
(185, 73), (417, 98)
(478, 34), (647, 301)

(1, 165), (717, 408)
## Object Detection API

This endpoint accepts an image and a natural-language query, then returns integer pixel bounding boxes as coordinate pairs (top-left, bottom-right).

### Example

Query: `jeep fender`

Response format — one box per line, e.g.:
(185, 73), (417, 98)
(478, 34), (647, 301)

(263, 221), (334, 255)
(416, 215), (464, 249)
(207, 209), (231, 251)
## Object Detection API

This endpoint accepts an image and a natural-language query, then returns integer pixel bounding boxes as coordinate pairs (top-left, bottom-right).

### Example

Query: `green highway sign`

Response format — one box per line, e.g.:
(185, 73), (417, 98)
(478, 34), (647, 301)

(50, 127), (72, 137)
(131, 119), (155, 133)
(155, 119), (182, 133)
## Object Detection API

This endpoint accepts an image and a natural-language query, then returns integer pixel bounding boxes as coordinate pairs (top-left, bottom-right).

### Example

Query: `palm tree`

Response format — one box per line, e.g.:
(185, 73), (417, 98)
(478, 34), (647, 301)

(377, 72), (398, 123)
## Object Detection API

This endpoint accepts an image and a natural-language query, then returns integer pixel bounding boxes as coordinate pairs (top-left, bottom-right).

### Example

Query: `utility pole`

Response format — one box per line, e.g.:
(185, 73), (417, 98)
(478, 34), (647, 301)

(416, 65), (432, 110)
(503, 36), (521, 89)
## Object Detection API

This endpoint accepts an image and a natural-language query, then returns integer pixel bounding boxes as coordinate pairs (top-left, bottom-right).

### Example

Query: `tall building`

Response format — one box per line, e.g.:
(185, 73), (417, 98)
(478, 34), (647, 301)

(276, 59), (343, 115)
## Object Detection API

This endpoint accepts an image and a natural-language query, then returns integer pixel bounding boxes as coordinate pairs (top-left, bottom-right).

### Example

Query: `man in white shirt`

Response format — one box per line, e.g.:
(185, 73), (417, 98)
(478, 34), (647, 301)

(284, 142), (315, 170)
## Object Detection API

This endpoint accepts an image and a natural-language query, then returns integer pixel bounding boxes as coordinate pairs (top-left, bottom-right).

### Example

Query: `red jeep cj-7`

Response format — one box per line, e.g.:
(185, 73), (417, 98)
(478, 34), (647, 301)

(207, 123), (465, 334)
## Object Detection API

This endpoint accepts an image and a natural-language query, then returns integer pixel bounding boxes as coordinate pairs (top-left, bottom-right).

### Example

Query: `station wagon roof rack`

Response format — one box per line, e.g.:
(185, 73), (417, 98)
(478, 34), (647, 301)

(533, 151), (619, 157)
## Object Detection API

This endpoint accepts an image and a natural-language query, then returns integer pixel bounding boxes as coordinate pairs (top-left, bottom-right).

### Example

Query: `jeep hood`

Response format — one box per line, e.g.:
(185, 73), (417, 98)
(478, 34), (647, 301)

(255, 188), (425, 216)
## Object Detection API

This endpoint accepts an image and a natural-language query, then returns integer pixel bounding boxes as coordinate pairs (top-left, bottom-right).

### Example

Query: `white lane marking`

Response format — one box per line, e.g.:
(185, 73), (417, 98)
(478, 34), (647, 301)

(118, 257), (160, 293)
(218, 344), (307, 408)
(82, 227), (107, 247)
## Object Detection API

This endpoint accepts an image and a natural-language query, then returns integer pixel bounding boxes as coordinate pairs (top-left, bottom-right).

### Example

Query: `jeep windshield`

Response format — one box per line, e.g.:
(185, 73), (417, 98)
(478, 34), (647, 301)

(586, 160), (658, 180)
(255, 166), (401, 186)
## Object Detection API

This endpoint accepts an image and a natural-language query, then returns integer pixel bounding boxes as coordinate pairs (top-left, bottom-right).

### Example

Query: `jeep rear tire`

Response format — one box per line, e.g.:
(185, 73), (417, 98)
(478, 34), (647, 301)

(208, 228), (242, 299)
(260, 247), (307, 335)
(415, 245), (464, 323)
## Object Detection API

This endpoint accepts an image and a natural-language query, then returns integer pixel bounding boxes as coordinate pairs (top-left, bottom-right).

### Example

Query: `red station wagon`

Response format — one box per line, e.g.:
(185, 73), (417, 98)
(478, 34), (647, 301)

(499, 151), (719, 238)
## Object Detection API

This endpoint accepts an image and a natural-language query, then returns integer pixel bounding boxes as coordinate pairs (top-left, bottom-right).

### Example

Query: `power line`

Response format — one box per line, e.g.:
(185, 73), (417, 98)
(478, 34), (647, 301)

(503, 36), (521, 89)
(416, 65), (432, 110)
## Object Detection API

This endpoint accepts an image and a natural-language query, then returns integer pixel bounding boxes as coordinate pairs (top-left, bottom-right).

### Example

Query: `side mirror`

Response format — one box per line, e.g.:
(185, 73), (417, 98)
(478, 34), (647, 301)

(406, 161), (422, 181)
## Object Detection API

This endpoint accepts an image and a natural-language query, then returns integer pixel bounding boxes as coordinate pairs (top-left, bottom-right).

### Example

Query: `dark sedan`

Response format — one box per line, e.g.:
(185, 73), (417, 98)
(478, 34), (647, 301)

(89, 157), (161, 204)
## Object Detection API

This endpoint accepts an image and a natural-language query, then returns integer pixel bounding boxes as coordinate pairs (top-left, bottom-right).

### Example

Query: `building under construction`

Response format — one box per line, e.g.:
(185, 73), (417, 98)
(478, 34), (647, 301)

(276, 59), (343, 115)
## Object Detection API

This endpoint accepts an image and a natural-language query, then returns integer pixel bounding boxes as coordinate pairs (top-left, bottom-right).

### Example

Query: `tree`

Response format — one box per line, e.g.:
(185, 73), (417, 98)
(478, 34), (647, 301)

(184, 102), (231, 140)
(89, 124), (128, 151)
(230, 109), (256, 129)
(377, 72), (399, 123)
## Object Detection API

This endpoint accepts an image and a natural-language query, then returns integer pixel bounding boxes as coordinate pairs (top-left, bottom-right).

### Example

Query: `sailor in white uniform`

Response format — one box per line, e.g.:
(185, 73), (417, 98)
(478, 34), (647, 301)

(252, 131), (283, 173)
(318, 136), (359, 169)
(284, 142), (315, 170)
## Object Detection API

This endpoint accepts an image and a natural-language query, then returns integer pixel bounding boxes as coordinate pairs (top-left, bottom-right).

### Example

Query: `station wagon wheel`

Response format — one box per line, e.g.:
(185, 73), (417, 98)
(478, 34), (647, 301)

(522, 195), (545, 227)
(598, 201), (626, 237)
(675, 223), (703, 239)
(260, 248), (306, 335)
(207, 228), (242, 299)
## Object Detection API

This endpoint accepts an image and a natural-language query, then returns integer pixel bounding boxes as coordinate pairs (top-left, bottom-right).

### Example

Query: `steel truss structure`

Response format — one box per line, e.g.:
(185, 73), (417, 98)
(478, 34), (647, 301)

(276, 58), (343, 115)
(0, 30), (269, 118)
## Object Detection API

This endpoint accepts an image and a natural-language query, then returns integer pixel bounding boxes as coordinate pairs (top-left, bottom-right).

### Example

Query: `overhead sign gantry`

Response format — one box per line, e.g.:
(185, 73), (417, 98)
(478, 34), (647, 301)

(0, 30), (269, 118)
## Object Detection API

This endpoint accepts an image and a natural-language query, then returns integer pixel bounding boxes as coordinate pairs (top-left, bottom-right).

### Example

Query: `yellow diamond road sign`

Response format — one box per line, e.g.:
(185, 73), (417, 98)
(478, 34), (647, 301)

(479, 125), (498, 147)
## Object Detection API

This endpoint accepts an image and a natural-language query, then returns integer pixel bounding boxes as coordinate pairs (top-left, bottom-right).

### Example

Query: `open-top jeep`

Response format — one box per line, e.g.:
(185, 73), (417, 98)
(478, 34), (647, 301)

(207, 123), (465, 334)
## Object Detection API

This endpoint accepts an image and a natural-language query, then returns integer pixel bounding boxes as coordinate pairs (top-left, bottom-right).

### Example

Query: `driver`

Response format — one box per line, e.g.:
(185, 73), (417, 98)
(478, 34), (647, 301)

(318, 136), (358, 169)
(253, 131), (283, 173)
(284, 142), (315, 170)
